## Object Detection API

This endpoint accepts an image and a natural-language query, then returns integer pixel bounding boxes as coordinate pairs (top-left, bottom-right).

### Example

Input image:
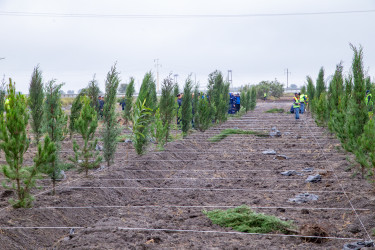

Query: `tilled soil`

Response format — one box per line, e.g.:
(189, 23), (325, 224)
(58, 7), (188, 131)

(1, 101), (375, 249)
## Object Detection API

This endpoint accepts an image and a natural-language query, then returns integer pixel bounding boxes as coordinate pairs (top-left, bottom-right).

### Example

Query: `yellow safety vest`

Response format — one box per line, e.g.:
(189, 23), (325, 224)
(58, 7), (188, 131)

(293, 97), (300, 108)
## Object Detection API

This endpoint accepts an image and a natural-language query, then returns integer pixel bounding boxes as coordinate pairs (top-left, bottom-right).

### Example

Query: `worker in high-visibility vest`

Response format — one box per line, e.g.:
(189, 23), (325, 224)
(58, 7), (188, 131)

(365, 90), (373, 109)
(293, 93), (300, 120)
(263, 92), (267, 101)
(4, 97), (10, 111)
(299, 93), (306, 114)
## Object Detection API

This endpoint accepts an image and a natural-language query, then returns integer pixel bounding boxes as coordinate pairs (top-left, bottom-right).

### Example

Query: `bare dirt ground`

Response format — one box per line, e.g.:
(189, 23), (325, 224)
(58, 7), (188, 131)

(1, 100), (375, 249)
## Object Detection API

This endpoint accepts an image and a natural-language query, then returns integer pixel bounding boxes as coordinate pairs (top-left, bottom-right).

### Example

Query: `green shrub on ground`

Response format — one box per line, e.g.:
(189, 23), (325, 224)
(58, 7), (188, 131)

(203, 205), (294, 234)
(208, 129), (268, 142)
(265, 108), (284, 113)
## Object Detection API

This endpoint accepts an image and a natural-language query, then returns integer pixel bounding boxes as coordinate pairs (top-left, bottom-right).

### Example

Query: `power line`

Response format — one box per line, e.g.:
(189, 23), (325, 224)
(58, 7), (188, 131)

(0, 10), (374, 19)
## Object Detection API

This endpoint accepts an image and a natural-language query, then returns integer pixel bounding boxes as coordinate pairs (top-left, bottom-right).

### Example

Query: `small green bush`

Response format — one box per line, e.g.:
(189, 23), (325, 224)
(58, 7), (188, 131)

(265, 108), (284, 113)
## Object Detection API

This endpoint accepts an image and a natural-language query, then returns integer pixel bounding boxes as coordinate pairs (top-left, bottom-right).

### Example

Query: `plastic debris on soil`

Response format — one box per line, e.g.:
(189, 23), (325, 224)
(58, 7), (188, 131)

(281, 170), (301, 176)
(275, 155), (288, 160)
(95, 144), (103, 151)
(302, 167), (314, 172)
(305, 174), (321, 183)
(288, 193), (319, 203)
(343, 241), (374, 250)
(270, 127), (282, 137)
(262, 149), (277, 155)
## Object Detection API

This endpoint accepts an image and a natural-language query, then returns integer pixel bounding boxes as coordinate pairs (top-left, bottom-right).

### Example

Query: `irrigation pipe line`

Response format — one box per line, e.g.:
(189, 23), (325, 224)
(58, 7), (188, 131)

(119, 159), (340, 163)
(304, 119), (373, 242)
(0, 225), (364, 241)
(53, 186), (347, 194)
(33, 205), (370, 211)
(7, 177), (363, 182)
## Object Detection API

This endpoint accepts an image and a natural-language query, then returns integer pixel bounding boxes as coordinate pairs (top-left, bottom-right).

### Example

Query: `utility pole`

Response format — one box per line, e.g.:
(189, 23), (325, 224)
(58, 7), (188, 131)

(227, 70), (232, 89)
(154, 59), (161, 93)
(284, 68), (291, 88)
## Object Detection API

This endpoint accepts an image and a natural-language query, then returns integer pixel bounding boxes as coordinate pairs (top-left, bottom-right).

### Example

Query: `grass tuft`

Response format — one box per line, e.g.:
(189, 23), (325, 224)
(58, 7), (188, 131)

(203, 205), (294, 234)
(208, 129), (268, 142)
(265, 108), (284, 113)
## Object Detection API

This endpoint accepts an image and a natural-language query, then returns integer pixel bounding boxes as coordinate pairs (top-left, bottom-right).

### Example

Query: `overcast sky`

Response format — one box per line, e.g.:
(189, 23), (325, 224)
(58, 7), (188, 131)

(1, 0), (375, 93)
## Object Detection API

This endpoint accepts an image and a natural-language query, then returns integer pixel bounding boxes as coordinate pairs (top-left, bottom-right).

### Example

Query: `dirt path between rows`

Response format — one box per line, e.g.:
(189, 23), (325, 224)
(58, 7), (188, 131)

(1, 101), (374, 249)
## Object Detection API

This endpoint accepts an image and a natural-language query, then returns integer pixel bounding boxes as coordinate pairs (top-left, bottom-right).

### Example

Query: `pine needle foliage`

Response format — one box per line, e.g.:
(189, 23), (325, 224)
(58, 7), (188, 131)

(208, 129), (268, 142)
(123, 77), (135, 124)
(102, 64), (121, 167)
(159, 75), (175, 142)
(0, 79), (56, 208)
(240, 90), (247, 112)
(132, 99), (152, 155)
(181, 76), (193, 136)
(87, 75), (101, 113)
(203, 205), (294, 234)
(28, 65), (45, 144)
(69, 90), (86, 138)
(43, 80), (68, 194)
(315, 67), (326, 99)
(70, 96), (102, 176)
(173, 82), (179, 98)
(192, 85), (199, 127)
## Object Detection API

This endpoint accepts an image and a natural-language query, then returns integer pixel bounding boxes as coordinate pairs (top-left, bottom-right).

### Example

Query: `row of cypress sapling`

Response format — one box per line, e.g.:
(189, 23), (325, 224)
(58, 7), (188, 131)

(0, 63), (122, 207)
(310, 44), (375, 181)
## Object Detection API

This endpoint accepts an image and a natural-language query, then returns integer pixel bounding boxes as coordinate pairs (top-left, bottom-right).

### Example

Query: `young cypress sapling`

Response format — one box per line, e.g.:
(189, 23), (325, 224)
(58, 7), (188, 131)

(245, 88), (251, 112)
(250, 87), (257, 110)
(159, 75), (175, 143)
(123, 77), (135, 124)
(0, 76), (6, 114)
(102, 64), (121, 167)
(315, 67), (326, 99)
(181, 76), (193, 136)
(42, 80), (68, 195)
(69, 90), (86, 138)
(240, 90), (247, 112)
(70, 96), (102, 176)
(195, 95), (215, 132)
(28, 65), (45, 144)
(0, 79), (56, 208)
(87, 75), (101, 113)
(344, 44), (368, 152)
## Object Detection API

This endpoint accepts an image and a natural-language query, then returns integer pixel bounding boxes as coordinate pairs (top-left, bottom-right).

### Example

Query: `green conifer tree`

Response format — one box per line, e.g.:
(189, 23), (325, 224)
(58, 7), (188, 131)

(245, 87), (251, 112)
(173, 82), (179, 98)
(70, 96), (102, 176)
(250, 86), (257, 110)
(0, 76), (6, 115)
(102, 64), (121, 167)
(69, 90), (86, 138)
(328, 62), (344, 132)
(43, 80), (68, 194)
(0, 79), (56, 207)
(28, 65), (45, 144)
(159, 75), (175, 142)
(315, 92), (329, 127)
(123, 77), (135, 124)
(315, 67), (326, 99)
(192, 85), (199, 127)
(344, 44), (368, 152)
(181, 76), (193, 136)
(358, 117), (375, 180)
(195, 96), (215, 132)
(240, 89), (247, 112)
(87, 75), (101, 113)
